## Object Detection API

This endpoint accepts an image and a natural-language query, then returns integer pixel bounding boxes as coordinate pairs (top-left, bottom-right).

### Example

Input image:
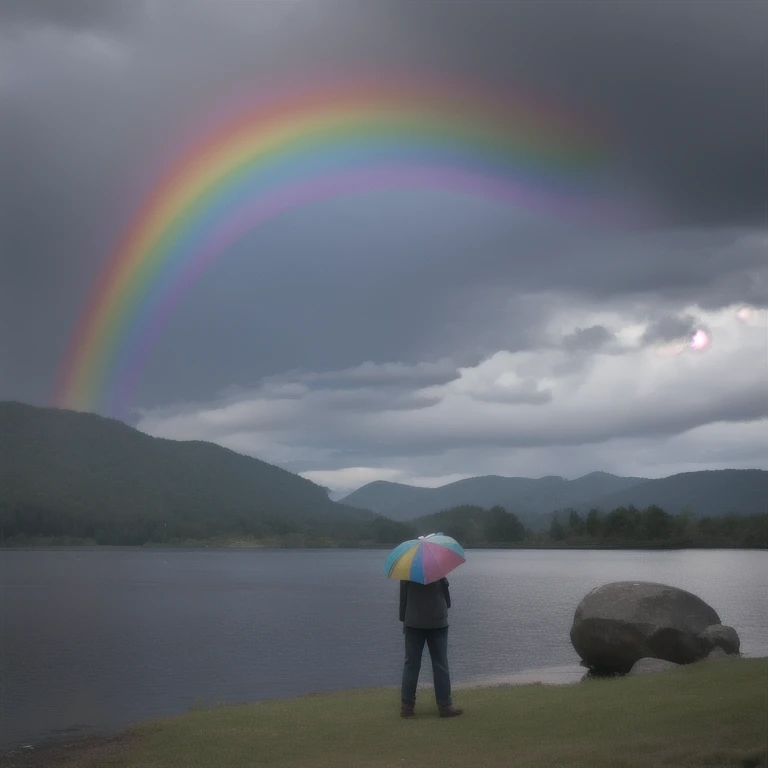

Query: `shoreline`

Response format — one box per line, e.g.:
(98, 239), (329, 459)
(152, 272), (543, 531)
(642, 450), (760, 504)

(7, 654), (765, 757)
(3, 657), (765, 768)
(0, 662), (585, 757)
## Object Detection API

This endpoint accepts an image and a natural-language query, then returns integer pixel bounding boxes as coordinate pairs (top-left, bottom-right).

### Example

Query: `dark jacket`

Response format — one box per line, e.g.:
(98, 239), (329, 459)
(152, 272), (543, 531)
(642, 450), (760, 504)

(399, 578), (451, 629)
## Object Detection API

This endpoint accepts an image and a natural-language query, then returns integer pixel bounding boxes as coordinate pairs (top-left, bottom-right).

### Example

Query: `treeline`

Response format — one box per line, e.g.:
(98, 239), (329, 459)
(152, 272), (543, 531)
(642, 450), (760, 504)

(424, 504), (766, 549)
(0, 502), (382, 548)
(0, 502), (513, 548)
(402, 505), (527, 547)
(541, 505), (767, 548)
(2, 501), (765, 549)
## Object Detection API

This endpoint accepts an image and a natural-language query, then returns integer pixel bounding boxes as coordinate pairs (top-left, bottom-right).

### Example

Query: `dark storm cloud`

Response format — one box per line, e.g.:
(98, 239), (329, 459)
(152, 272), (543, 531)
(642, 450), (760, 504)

(304, 360), (461, 389)
(0, 0), (143, 32)
(389, 0), (768, 228)
(470, 388), (553, 407)
(562, 326), (615, 352)
(2, 0), (767, 414)
(321, 389), (442, 413)
(641, 314), (699, 345)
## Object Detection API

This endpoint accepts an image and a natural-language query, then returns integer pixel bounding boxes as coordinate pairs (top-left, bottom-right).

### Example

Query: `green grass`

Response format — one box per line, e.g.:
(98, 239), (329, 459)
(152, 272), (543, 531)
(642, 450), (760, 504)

(85, 657), (768, 768)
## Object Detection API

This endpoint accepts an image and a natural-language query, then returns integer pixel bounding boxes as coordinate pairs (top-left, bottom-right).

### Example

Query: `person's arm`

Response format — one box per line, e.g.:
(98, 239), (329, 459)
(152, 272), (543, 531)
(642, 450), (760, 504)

(399, 580), (408, 622)
(441, 578), (451, 609)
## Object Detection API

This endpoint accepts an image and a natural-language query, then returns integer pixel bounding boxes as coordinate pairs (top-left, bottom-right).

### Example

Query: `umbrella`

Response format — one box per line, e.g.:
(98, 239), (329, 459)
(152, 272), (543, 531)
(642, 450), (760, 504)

(384, 532), (466, 585)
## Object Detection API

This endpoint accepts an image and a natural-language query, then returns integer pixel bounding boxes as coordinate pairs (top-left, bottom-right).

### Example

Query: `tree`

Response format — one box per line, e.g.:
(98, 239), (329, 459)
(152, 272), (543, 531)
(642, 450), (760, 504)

(367, 516), (416, 544)
(567, 509), (586, 537)
(462, 518), (484, 547)
(485, 506), (526, 542)
(674, 505), (696, 541)
(549, 511), (566, 541)
(603, 505), (641, 540)
(642, 505), (673, 540)
(585, 508), (601, 537)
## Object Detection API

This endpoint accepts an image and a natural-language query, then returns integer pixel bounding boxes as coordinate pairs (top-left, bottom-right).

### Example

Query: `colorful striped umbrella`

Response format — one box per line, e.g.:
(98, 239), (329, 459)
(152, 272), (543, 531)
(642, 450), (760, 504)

(384, 533), (466, 585)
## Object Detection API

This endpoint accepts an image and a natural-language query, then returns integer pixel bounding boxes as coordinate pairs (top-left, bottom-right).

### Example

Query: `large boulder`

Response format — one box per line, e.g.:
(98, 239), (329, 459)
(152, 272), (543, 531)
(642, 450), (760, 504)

(570, 581), (740, 674)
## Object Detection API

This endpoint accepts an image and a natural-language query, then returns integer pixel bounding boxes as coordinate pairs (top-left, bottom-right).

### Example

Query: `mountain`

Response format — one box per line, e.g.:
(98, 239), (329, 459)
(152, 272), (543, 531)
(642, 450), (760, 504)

(339, 471), (648, 521)
(0, 401), (375, 544)
(574, 469), (768, 518)
(5, 401), (764, 548)
(339, 480), (437, 521)
(340, 469), (768, 522)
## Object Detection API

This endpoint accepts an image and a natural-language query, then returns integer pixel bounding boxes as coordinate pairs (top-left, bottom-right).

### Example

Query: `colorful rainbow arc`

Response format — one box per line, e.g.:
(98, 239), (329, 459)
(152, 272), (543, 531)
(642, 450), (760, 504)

(53, 77), (641, 416)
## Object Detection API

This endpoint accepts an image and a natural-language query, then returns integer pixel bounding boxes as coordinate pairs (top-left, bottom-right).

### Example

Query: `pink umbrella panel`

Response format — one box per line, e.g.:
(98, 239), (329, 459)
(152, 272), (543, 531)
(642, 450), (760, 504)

(384, 533), (466, 584)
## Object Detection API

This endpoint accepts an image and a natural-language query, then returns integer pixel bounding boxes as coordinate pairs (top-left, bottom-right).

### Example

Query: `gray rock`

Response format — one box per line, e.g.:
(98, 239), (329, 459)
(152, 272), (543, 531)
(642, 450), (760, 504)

(629, 657), (682, 675)
(706, 646), (730, 660)
(570, 581), (722, 674)
(698, 624), (741, 655)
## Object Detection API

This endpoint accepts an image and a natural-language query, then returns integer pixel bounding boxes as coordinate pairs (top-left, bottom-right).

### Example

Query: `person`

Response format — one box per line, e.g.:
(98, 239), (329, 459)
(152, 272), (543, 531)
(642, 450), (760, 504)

(399, 577), (463, 718)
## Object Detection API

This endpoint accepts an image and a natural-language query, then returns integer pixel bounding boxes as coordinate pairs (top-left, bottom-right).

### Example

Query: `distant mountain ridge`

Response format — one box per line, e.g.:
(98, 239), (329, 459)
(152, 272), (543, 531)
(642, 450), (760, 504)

(3, 402), (765, 547)
(0, 401), (375, 544)
(571, 469), (768, 518)
(340, 469), (768, 521)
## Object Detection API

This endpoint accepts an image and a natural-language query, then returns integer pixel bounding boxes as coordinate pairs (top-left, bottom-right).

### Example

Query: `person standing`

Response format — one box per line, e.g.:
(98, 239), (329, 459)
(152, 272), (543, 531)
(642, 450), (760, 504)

(399, 577), (463, 718)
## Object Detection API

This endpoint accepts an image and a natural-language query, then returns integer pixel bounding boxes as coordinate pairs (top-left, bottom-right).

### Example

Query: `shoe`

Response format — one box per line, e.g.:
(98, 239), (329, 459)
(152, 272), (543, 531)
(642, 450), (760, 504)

(400, 702), (415, 718)
(438, 704), (463, 718)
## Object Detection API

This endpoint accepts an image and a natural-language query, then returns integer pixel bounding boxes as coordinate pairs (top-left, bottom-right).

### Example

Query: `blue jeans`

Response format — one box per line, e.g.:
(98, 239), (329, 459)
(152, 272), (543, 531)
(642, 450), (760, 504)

(401, 626), (452, 707)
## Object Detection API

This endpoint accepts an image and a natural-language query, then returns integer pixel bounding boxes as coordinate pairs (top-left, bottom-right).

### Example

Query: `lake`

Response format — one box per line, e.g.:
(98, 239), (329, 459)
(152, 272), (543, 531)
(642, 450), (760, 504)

(1, 547), (766, 750)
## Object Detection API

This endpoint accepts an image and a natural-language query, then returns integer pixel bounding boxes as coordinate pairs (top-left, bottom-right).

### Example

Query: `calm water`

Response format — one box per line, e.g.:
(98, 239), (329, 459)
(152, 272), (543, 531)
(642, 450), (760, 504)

(1, 548), (766, 749)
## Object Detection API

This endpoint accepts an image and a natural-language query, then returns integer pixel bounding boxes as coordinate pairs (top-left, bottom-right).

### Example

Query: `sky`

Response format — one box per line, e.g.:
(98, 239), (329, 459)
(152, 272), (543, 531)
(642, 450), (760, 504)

(2, 0), (767, 498)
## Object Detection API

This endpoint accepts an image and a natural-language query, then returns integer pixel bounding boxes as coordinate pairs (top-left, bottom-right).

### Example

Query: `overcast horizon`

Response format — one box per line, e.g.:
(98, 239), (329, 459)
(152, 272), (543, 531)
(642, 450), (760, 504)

(3, 1), (767, 497)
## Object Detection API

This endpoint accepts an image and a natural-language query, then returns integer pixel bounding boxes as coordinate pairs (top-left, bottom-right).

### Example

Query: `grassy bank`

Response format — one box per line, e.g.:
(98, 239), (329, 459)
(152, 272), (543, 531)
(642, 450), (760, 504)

(8, 656), (767, 768)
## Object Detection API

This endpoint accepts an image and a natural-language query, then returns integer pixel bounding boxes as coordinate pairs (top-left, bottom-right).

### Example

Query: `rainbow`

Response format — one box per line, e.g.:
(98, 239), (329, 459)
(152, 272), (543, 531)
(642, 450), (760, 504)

(53, 76), (637, 416)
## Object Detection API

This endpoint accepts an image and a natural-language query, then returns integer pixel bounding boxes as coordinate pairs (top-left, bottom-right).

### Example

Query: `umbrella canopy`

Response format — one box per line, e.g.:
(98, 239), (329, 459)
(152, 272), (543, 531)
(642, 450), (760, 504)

(384, 533), (466, 585)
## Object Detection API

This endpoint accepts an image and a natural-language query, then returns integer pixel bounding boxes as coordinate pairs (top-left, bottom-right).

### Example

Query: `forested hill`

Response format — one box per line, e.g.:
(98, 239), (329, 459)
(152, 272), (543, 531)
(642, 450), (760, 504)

(572, 469), (768, 518)
(0, 401), (376, 544)
(3, 401), (765, 548)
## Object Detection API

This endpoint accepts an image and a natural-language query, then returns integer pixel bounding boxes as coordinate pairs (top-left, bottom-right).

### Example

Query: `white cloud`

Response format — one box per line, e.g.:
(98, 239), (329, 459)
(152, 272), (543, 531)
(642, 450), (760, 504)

(136, 302), (768, 494)
(299, 467), (475, 498)
(366, 303), (766, 447)
(300, 467), (405, 492)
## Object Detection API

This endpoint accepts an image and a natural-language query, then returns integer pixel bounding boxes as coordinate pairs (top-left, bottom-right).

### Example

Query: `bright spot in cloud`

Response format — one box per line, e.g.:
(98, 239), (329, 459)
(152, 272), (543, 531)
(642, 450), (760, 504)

(689, 329), (710, 351)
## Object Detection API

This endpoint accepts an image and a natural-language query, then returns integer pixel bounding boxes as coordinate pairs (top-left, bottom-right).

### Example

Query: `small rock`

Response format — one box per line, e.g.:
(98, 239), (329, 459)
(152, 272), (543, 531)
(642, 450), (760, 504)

(706, 646), (730, 660)
(629, 657), (681, 676)
(698, 624), (741, 655)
